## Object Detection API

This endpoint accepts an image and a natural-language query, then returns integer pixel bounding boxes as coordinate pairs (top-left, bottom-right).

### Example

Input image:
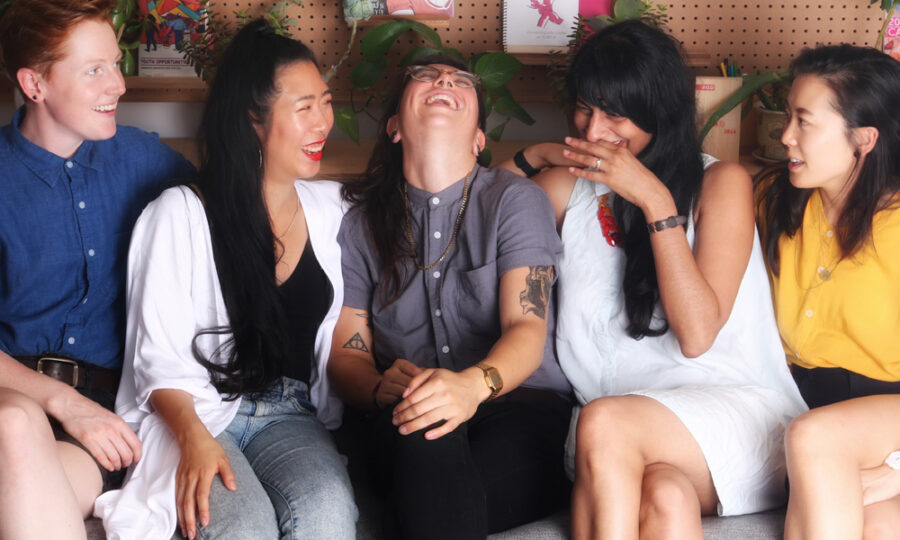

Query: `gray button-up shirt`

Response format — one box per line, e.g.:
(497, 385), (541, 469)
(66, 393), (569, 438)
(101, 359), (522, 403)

(339, 165), (571, 394)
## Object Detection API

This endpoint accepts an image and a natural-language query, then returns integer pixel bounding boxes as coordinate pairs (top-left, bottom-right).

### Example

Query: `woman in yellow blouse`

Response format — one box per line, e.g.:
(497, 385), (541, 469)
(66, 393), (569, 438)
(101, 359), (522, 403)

(757, 44), (900, 539)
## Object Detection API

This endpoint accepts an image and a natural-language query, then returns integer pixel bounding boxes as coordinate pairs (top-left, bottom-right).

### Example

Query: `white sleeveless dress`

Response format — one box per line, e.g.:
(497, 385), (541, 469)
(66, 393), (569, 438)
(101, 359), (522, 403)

(557, 156), (807, 516)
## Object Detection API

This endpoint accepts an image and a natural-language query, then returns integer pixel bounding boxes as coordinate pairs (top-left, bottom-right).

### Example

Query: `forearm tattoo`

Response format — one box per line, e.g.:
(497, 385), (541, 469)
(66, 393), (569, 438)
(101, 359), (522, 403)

(342, 332), (370, 353)
(519, 265), (555, 319)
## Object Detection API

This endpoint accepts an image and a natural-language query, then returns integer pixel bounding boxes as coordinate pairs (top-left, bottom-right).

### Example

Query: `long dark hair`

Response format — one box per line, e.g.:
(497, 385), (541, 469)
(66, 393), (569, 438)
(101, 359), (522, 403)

(568, 20), (704, 339)
(341, 55), (486, 304)
(193, 19), (318, 398)
(758, 44), (900, 275)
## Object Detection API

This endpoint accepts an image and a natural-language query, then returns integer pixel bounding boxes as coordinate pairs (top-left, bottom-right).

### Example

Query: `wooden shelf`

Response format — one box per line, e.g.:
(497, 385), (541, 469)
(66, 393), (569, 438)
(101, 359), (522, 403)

(124, 76), (207, 102)
(514, 50), (711, 68)
(356, 15), (450, 28)
(162, 137), (768, 180)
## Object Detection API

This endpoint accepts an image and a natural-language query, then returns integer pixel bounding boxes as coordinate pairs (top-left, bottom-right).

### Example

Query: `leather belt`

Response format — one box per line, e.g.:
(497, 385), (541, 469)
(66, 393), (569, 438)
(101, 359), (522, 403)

(15, 355), (120, 394)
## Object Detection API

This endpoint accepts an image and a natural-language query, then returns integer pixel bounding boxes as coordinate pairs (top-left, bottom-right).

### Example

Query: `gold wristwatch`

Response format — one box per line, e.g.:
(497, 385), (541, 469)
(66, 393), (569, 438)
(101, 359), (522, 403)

(476, 364), (503, 401)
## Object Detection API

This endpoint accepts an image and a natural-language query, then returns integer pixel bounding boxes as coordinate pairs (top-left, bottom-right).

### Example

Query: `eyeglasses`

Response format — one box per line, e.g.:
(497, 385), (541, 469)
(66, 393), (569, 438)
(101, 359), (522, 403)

(406, 65), (481, 89)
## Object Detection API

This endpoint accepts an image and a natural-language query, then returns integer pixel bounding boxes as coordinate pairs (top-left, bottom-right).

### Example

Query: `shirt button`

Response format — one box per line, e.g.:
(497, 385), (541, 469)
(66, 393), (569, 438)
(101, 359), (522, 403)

(65, 161), (73, 169)
(88, 249), (96, 257)
(82, 297), (88, 304)
(441, 345), (450, 353)
(67, 337), (75, 345)
(431, 197), (440, 205)
(434, 231), (442, 239)
(434, 309), (442, 317)
(78, 201), (86, 209)
(433, 271), (440, 278)
(817, 266), (832, 280)
(805, 309), (814, 318)
(826, 230), (834, 238)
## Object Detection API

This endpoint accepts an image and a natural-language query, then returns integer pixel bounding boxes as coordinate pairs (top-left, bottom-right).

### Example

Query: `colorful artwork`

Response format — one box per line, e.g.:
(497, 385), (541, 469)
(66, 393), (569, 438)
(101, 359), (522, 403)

(138, 0), (205, 76)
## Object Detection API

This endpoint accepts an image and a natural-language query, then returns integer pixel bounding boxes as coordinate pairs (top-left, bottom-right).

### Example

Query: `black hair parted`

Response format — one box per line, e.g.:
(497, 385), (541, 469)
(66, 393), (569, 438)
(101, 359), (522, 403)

(192, 19), (319, 398)
(341, 55), (485, 305)
(758, 44), (900, 275)
(569, 20), (705, 340)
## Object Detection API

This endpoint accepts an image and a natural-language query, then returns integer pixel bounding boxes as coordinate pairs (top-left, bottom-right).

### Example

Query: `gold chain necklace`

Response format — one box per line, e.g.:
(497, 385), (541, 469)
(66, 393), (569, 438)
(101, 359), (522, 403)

(275, 196), (300, 241)
(403, 167), (473, 271)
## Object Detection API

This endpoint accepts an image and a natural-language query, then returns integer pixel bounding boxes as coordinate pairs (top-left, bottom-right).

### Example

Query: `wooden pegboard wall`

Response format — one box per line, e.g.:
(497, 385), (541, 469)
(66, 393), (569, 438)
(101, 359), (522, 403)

(213, 1), (887, 102)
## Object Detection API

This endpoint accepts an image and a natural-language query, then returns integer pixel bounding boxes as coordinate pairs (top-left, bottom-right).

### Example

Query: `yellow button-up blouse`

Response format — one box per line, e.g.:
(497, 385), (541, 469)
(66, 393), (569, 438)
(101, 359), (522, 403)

(769, 190), (900, 381)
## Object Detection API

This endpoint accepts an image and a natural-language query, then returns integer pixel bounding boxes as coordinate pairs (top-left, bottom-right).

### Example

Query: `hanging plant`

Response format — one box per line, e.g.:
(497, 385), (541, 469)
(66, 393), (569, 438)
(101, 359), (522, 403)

(110, 0), (146, 76)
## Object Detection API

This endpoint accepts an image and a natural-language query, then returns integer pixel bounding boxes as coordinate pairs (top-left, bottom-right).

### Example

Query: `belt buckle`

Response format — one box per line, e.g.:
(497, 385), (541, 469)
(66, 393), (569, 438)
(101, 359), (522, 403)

(36, 356), (80, 387)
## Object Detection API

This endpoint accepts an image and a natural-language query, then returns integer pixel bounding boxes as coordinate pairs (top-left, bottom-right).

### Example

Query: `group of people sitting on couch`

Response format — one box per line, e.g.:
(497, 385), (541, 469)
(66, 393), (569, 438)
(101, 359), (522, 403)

(1, 1), (899, 539)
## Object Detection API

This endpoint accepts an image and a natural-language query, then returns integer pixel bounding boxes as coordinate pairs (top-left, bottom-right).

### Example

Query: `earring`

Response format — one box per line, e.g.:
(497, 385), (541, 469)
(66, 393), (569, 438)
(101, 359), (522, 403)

(258, 148), (263, 169)
(31, 95), (37, 101)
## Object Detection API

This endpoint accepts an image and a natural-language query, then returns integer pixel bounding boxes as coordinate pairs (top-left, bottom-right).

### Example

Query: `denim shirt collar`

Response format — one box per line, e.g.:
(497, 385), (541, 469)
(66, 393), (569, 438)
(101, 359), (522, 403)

(2, 107), (102, 188)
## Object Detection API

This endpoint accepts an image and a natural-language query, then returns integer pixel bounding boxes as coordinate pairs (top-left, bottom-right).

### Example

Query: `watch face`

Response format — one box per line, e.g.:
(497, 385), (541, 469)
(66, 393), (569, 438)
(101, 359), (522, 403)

(886, 451), (900, 470)
(486, 369), (502, 389)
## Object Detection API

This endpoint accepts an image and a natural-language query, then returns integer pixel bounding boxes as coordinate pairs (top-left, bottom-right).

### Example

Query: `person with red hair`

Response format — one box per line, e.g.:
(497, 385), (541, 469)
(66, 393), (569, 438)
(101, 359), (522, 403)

(0, 1), (194, 537)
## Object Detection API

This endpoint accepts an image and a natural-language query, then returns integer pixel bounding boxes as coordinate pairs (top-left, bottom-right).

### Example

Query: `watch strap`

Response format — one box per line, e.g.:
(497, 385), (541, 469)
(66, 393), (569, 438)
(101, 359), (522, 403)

(647, 215), (688, 234)
(513, 148), (541, 178)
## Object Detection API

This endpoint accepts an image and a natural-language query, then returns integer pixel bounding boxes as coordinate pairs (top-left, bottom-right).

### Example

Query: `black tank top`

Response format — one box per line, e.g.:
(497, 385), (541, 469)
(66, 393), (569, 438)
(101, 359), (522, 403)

(278, 238), (332, 384)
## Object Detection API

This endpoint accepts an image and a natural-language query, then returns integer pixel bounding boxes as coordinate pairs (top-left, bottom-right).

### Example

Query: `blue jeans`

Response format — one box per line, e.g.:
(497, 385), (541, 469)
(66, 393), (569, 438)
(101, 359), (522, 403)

(187, 377), (357, 540)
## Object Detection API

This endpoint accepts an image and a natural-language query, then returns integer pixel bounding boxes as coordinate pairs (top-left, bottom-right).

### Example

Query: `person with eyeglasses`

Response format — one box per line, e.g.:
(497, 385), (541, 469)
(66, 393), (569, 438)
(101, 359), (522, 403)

(328, 56), (573, 540)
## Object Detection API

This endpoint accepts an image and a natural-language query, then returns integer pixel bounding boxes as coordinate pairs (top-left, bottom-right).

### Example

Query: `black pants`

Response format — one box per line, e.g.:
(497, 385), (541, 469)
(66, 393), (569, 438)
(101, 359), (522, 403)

(792, 365), (900, 409)
(371, 387), (572, 540)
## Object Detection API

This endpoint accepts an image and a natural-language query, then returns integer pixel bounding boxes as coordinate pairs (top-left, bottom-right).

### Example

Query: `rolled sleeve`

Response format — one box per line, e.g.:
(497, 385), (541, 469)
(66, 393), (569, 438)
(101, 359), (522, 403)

(338, 210), (376, 310)
(495, 180), (561, 277)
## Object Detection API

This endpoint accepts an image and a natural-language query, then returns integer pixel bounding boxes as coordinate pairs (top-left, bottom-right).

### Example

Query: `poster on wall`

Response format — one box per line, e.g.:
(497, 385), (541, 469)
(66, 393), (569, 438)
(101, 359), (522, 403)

(344, 0), (454, 23)
(884, 4), (900, 62)
(138, 0), (205, 77)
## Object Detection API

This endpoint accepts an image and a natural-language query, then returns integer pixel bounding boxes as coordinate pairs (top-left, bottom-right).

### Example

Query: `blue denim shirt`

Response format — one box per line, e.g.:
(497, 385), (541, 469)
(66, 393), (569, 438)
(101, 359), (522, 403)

(0, 108), (195, 368)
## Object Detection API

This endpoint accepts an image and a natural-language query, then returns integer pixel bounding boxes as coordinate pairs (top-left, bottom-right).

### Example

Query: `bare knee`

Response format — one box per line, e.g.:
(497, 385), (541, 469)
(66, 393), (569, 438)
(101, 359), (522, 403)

(639, 463), (701, 534)
(785, 409), (844, 465)
(576, 398), (634, 457)
(0, 390), (51, 455)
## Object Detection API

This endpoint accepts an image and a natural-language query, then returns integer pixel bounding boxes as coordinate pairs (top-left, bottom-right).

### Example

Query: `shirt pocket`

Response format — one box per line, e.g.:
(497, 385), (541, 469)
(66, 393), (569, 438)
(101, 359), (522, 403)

(448, 263), (501, 341)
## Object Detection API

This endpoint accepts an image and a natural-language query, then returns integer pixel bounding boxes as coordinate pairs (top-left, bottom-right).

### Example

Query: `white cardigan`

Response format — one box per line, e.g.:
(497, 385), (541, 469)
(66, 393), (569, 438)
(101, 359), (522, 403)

(94, 181), (346, 539)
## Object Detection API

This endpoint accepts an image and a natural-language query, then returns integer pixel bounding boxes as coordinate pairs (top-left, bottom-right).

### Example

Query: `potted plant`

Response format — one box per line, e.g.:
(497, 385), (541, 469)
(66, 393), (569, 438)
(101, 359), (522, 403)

(110, 0), (146, 76)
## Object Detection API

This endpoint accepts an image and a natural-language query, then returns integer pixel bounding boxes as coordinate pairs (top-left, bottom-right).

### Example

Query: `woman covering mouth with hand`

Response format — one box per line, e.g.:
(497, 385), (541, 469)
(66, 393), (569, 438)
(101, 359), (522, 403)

(328, 56), (573, 540)
(95, 19), (357, 540)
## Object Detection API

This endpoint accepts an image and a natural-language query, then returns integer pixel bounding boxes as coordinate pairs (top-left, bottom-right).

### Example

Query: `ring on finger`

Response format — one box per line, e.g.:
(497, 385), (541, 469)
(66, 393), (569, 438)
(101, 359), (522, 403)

(594, 158), (602, 169)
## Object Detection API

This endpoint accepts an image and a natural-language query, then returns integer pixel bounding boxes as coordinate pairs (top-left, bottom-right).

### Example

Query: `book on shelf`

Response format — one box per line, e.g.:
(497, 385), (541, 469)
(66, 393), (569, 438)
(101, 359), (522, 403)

(344, 0), (454, 22)
(138, 0), (205, 77)
(502, 0), (609, 54)
(885, 4), (900, 62)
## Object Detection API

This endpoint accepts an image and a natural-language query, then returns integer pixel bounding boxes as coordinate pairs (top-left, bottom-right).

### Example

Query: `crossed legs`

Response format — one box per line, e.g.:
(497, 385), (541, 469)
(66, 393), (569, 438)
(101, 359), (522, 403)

(571, 395), (717, 540)
(0, 388), (101, 540)
(784, 394), (900, 540)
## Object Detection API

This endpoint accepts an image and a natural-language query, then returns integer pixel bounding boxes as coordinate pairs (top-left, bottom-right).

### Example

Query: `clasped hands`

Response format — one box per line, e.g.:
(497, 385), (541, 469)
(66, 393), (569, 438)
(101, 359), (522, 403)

(379, 358), (489, 440)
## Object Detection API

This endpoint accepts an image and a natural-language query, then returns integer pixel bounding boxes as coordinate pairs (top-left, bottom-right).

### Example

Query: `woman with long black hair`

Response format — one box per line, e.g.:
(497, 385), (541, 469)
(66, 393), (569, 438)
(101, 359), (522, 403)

(328, 55), (572, 539)
(95, 20), (357, 540)
(755, 45), (900, 539)
(506, 20), (806, 538)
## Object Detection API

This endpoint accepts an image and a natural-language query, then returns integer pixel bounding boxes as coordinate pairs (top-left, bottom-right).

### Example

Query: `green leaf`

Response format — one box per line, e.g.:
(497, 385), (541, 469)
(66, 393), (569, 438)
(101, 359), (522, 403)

(401, 46), (443, 66)
(486, 120), (507, 141)
(493, 95), (535, 125)
(335, 106), (360, 144)
(478, 146), (492, 167)
(614, 0), (646, 20)
(882, 0), (895, 12)
(474, 52), (522, 89)
(360, 20), (412, 59)
(699, 69), (790, 141)
(406, 19), (443, 49)
(350, 57), (387, 90)
(467, 53), (485, 73)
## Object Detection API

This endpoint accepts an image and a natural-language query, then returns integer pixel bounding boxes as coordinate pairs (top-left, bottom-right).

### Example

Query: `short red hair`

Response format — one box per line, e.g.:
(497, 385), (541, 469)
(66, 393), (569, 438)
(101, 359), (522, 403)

(0, 0), (115, 93)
